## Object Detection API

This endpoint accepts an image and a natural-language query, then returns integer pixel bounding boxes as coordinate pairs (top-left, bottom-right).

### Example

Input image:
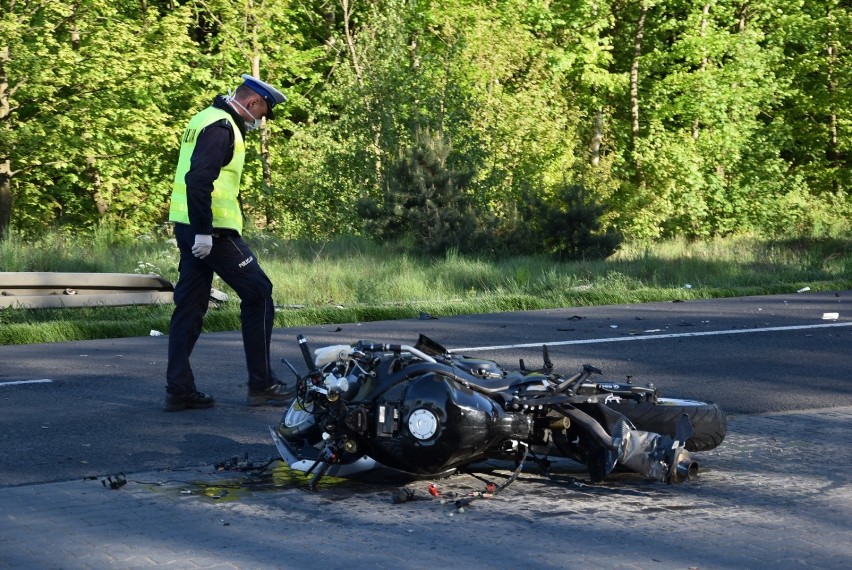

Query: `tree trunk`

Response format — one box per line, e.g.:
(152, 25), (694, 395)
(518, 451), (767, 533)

(342, 0), (363, 84)
(1, 44), (11, 238)
(0, 160), (11, 238)
(826, 6), (839, 188)
(630, 1), (647, 144)
(630, 1), (648, 184)
(590, 108), (603, 166)
(86, 157), (108, 217)
(736, 3), (747, 32)
(341, 0), (383, 185)
(247, 11), (272, 229)
(693, 3), (711, 140)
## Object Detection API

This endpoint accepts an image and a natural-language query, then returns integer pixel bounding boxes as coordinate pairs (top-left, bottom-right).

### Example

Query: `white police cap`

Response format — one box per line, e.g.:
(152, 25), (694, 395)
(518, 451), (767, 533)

(240, 74), (287, 119)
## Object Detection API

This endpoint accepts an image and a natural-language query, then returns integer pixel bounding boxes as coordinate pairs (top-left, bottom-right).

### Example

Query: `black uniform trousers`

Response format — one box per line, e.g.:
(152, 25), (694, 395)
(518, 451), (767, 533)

(166, 223), (279, 395)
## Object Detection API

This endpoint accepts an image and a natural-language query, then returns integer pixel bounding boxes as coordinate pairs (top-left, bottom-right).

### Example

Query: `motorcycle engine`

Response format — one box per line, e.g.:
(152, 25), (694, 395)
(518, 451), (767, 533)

(362, 372), (531, 475)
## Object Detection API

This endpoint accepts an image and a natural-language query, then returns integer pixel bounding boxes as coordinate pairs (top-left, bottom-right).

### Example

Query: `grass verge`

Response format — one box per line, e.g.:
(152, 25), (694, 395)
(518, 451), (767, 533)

(1, 233), (850, 345)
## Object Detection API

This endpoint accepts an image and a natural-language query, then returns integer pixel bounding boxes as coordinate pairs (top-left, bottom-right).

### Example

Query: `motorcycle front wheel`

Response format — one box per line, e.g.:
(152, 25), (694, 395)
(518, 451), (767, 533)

(606, 398), (727, 452)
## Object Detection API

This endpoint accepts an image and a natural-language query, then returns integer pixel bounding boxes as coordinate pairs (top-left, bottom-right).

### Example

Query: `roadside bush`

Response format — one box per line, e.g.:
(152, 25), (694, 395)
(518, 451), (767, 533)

(540, 183), (623, 260)
(358, 128), (488, 255)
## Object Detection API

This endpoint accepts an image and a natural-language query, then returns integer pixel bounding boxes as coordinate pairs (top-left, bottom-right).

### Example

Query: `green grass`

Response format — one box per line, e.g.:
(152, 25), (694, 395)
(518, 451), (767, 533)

(1, 230), (850, 345)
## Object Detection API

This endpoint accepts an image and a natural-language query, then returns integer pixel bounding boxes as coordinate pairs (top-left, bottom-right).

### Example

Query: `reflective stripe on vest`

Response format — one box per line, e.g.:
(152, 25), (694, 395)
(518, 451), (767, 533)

(169, 106), (246, 233)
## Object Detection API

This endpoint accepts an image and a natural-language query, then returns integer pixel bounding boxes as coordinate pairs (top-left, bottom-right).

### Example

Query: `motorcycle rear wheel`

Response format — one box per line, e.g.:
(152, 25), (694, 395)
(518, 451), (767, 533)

(606, 398), (727, 452)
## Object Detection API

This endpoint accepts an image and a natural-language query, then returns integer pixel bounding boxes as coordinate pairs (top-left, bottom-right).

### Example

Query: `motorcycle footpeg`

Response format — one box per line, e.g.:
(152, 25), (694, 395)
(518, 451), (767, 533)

(308, 461), (331, 491)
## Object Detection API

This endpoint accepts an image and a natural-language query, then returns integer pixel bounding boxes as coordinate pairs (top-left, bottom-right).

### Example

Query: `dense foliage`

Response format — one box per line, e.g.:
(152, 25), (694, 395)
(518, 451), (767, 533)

(1, 0), (849, 253)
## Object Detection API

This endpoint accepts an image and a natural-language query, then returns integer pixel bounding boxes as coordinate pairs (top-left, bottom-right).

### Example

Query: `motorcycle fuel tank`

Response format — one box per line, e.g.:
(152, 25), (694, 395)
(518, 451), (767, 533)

(364, 372), (530, 474)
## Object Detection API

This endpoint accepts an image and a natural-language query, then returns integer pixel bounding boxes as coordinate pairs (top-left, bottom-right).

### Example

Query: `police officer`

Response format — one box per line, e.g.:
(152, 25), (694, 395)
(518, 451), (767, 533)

(164, 74), (291, 411)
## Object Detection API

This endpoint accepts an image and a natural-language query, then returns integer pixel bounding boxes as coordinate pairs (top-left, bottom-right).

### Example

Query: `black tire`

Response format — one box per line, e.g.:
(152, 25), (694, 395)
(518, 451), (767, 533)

(606, 398), (727, 452)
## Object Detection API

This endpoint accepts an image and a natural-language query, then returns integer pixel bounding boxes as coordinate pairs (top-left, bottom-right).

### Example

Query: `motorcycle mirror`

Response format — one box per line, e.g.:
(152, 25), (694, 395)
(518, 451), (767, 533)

(414, 334), (449, 356)
(542, 344), (553, 372)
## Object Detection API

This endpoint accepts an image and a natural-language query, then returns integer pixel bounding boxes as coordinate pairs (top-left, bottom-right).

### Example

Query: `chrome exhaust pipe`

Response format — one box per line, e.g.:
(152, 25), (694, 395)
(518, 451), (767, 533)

(670, 457), (699, 483)
(619, 430), (699, 484)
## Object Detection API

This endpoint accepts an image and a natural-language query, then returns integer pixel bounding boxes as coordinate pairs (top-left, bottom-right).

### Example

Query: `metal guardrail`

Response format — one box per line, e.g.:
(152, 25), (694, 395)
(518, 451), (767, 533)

(0, 272), (174, 309)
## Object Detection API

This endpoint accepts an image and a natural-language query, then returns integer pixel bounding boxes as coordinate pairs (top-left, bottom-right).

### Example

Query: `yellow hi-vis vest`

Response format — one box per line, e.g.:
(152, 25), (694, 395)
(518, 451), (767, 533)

(169, 106), (246, 234)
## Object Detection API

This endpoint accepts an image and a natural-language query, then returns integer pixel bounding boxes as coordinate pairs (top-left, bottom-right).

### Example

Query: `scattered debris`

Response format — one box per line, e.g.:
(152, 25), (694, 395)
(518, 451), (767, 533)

(822, 312), (840, 320)
(798, 287), (811, 293)
(149, 330), (163, 336)
(394, 452), (528, 513)
(419, 312), (438, 320)
(214, 453), (278, 473)
(391, 488), (419, 504)
(102, 474), (127, 490)
(209, 288), (228, 303)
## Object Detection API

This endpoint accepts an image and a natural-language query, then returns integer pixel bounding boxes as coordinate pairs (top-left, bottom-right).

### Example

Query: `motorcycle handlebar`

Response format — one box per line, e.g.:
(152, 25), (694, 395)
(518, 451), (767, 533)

(356, 341), (400, 352)
(298, 334), (320, 375)
(354, 341), (437, 363)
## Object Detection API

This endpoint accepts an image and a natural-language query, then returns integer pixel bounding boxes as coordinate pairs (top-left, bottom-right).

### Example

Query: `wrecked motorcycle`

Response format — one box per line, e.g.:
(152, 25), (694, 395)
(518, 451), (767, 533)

(271, 334), (726, 491)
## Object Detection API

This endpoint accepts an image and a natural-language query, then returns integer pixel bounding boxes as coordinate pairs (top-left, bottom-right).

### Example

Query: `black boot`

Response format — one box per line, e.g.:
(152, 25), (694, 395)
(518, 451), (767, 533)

(164, 391), (215, 411)
(247, 383), (295, 407)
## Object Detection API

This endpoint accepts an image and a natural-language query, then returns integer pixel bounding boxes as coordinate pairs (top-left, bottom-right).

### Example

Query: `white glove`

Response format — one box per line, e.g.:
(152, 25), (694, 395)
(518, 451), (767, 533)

(191, 234), (213, 259)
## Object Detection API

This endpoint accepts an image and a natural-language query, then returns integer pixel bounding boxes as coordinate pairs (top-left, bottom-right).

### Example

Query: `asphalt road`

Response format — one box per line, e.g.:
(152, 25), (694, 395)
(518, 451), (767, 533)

(1, 290), (849, 488)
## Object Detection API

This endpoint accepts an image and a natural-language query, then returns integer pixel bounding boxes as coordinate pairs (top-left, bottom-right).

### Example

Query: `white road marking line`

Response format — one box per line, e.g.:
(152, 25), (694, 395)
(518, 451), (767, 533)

(451, 322), (852, 352)
(0, 379), (54, 387)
